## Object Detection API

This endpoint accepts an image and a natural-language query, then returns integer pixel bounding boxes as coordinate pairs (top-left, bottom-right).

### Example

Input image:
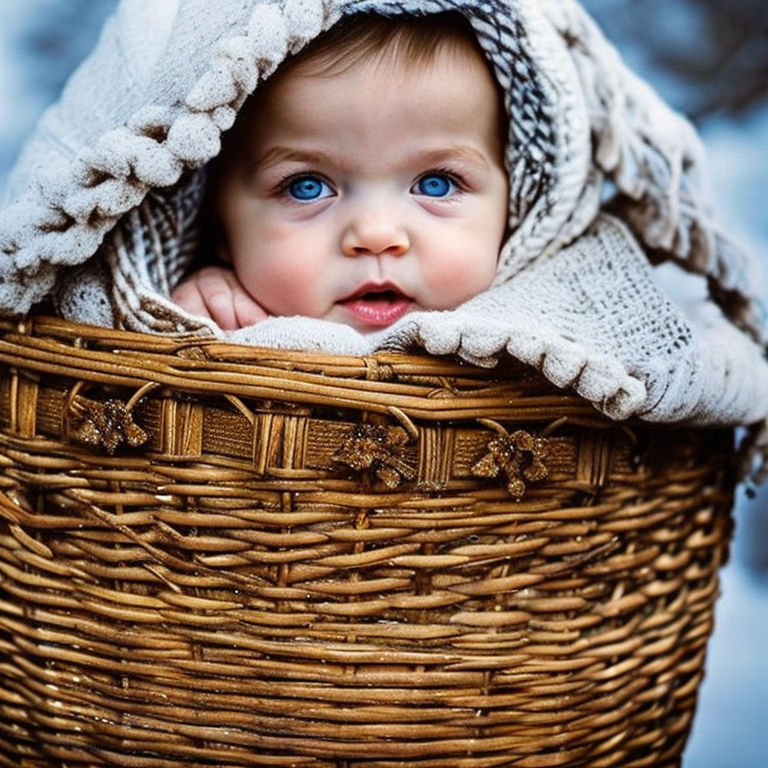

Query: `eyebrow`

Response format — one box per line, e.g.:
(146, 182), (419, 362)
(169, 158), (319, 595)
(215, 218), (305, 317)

(411, 146), (491, 170)
(253, 144), (491, 173)
(255, 147), (336, 171)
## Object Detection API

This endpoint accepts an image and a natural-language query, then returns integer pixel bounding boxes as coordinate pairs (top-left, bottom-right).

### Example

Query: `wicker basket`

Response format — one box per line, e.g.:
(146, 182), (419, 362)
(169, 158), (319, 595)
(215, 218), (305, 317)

(0, 316), (735, 767)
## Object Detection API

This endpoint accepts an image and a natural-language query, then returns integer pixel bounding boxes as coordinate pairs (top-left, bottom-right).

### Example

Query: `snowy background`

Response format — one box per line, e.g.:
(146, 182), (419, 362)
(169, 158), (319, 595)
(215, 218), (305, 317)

(0, 1), (766, 765)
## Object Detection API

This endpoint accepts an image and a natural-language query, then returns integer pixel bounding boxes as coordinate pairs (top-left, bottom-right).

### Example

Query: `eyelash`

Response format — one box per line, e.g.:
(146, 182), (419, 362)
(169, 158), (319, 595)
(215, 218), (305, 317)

(411, 168), (469, 200)
(417, 167), (467, 190)
(276, 172), (335, 202)
(273, 167), (469, 200)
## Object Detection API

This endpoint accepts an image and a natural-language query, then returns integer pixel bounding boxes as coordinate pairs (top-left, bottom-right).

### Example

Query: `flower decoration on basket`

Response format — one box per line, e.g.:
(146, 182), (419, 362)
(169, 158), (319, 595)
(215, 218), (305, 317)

(472, 427), (549, 499)
(334, 423), (416, 488)
(66, 394), (148, 455)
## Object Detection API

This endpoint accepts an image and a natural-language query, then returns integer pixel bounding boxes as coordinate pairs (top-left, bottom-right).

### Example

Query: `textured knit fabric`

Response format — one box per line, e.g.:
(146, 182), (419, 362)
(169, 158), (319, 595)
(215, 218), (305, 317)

(1, 0), (767, 475)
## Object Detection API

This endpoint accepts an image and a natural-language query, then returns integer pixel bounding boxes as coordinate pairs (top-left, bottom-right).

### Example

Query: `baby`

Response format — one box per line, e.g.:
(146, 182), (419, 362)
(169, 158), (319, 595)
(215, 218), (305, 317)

(171, 13), (509, 333)
(4, 0), (767, 471)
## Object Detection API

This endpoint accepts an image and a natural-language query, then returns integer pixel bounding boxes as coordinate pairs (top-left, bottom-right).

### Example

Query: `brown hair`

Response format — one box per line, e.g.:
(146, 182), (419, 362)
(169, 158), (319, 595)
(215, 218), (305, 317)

(285, 11), (489, 76)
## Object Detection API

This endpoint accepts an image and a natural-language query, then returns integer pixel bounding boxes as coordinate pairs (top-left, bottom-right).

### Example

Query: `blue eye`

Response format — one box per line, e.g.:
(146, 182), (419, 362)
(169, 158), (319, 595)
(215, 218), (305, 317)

(286, 175), (332, 202)
(414, 173), (455, 198)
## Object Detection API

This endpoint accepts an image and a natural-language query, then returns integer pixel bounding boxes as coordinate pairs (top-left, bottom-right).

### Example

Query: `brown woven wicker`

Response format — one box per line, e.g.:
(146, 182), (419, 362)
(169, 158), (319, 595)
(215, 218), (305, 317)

(0, 316), (735, 767)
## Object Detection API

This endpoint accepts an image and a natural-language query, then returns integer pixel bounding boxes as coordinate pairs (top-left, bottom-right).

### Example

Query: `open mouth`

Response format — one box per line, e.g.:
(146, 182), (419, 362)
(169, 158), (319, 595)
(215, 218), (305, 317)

(358, 289), (402, 303)
(340, 285), (414, 328)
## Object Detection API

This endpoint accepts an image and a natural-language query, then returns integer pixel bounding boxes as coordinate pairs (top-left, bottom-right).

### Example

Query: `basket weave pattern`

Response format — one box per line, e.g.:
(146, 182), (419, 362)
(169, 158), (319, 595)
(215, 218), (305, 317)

(0, 318), (734, 767)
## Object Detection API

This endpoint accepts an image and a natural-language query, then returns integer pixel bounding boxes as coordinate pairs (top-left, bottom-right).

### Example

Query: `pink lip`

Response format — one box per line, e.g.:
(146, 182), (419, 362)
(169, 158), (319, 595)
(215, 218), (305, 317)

(339, 282), (414, 328)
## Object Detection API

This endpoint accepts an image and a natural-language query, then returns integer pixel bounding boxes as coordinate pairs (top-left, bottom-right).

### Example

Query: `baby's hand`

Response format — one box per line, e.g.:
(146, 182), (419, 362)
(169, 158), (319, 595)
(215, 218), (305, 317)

(171, 266), (270, 330)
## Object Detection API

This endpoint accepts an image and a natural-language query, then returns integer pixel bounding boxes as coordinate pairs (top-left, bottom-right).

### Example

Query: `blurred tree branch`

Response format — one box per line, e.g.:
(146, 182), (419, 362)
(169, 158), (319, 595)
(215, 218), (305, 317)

(584, 0), (768, 119)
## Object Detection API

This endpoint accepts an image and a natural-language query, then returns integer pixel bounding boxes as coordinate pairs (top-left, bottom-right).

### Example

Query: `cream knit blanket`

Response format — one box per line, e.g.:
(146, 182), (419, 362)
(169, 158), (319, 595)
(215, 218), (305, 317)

(1, 0), (767, 475)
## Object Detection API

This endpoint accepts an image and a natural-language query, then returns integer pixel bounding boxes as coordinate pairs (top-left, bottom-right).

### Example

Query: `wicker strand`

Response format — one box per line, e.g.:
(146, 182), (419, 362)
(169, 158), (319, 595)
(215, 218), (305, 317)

(0, 316), (735, 767)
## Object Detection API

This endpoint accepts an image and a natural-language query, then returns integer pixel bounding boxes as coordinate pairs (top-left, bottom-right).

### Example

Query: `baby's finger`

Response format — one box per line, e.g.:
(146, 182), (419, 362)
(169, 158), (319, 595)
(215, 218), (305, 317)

(196, 269), (240, 330)
(170, 280), (214, 322)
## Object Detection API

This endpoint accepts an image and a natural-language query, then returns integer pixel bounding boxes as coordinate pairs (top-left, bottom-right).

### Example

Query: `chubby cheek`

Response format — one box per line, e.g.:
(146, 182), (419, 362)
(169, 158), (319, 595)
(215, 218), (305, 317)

(419, 244), (498, 309)
(236, 247), (331, 317)
(223, 208), (331, 316)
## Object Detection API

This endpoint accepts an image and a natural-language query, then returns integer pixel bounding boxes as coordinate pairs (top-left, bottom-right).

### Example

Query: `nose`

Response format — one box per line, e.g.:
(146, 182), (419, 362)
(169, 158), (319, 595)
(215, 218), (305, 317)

(341, 207), (410, 257)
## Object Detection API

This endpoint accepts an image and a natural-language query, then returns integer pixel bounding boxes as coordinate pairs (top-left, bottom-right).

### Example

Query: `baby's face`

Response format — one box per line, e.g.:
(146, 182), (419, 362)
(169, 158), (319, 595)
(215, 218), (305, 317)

(216, 40), (508, 332)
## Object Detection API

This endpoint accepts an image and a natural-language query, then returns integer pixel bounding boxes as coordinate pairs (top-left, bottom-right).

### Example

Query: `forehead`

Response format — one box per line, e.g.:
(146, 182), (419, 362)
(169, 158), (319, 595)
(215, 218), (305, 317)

(232, 41), (504, 155)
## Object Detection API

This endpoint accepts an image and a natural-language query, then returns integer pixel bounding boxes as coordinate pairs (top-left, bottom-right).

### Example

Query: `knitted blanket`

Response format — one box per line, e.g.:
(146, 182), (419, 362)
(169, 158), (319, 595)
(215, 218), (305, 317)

(1, 0), (767, 474)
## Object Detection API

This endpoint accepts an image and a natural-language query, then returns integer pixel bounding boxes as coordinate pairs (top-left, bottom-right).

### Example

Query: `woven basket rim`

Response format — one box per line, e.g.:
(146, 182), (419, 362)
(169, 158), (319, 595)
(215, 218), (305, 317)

(0, 315), (605, 425)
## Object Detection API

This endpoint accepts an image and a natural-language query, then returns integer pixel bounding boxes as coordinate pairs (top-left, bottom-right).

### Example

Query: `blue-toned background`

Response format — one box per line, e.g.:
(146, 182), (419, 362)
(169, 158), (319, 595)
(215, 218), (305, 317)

(1, 1), (766, 765)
